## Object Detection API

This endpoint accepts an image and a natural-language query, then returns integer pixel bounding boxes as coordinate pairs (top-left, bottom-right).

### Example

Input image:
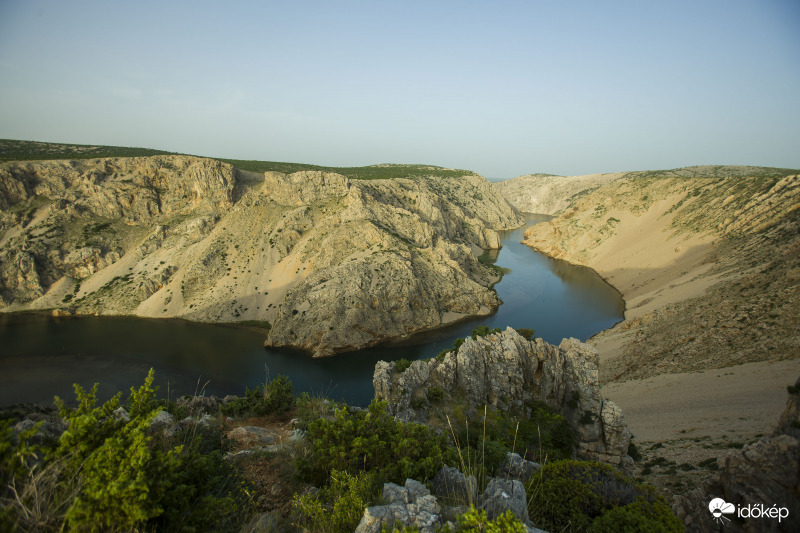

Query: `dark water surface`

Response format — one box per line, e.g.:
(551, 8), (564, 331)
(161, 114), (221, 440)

(0, 215), (623, 407)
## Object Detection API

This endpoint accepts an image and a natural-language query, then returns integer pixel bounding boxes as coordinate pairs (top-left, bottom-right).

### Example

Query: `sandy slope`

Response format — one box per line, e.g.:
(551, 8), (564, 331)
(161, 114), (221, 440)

(509, 168), (800, 491)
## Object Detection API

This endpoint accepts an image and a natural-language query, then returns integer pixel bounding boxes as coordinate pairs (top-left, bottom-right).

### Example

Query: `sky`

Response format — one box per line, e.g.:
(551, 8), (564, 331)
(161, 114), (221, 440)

(0, 1), (798, 178)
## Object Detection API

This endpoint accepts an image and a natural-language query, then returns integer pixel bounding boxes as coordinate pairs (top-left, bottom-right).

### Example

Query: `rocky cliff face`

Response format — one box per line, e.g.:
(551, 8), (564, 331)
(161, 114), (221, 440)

(0, 156), (522, 356)
(373, 327), (633, 469)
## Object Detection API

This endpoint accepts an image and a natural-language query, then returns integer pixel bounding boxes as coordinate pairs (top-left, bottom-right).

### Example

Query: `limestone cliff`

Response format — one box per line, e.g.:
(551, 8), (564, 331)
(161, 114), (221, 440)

(373, 327), (633, 469)
(506, 166), (800, 381)
(0, 156), (522, 356)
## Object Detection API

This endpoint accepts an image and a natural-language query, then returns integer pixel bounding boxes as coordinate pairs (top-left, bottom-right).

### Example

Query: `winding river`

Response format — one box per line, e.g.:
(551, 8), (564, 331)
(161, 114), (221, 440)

(0, 215), (623, 407)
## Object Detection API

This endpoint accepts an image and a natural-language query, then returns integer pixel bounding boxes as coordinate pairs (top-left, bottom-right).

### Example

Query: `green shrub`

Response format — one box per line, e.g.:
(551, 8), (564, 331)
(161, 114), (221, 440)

(528, 460), (670, 533)
(428, 386), (445, 402)
(292, 470), (382, 533)
(395, 358), (413, 373)
(627, 440), (642, 462)
(453, 505), (527, 532)
(222, 374), (294, 417)
(297, 400), (456, 486)
(515, 328), (536, 340)
(5, 369), (251, 532)
(588, 500), (683, 533)
(471, 326), (501, 339)
(411, 396), (427, 409)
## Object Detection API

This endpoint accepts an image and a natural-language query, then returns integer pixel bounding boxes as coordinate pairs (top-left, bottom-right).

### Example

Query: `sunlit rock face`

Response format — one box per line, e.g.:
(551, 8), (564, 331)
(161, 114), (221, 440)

(0, 157), (522, 356)
(374, 327), (633, 469)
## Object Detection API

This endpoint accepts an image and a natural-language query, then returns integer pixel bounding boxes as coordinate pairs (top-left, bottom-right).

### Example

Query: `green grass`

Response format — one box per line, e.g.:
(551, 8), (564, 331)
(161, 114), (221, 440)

(0, 139), (477, 180)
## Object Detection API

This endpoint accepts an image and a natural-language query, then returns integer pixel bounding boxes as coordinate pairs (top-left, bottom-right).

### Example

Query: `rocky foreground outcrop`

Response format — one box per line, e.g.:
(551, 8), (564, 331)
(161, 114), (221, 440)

(0, 156), (522, 356)
(373, 327), (633, 469)
(672, 378), (800, 532)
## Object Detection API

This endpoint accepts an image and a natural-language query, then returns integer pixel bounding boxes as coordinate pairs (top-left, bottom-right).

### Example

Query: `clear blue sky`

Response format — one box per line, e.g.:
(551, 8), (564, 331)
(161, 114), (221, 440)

(1, 1), (798, 178)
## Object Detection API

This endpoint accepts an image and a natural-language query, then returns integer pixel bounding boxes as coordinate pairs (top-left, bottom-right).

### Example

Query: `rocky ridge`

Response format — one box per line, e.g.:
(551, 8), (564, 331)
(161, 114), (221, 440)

(0, 156), (522, 356)
(373, 327), (633, 470)
(515, 166), (800, 381)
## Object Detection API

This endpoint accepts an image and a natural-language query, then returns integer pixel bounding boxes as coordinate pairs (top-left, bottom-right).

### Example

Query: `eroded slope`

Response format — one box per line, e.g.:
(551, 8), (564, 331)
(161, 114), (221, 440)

(514, 166), (800, 381)
(0, 156), (522, 356)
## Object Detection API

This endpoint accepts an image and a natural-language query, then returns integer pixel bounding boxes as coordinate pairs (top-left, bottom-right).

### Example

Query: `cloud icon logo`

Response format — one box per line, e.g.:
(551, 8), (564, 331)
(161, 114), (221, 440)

(709, 498), (736, 524)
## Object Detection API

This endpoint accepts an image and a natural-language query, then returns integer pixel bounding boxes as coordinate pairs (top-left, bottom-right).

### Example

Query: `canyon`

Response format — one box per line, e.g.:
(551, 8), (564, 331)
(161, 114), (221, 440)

(0, 155), (521, 357)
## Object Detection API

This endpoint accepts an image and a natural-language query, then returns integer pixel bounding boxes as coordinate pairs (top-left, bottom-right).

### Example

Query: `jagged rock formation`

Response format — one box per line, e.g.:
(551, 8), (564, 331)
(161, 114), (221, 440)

(511, 166), (800, 381)
(373, 327), (633, 469)
(672, 378), (800, 532)
(356, 464), (548, 533)
(0, 156), (522, 356)
(356, 479), (442, 533)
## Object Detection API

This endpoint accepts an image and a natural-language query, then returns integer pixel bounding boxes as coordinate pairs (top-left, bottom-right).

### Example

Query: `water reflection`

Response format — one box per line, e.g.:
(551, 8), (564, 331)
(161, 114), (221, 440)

(0, 215), (623, 407)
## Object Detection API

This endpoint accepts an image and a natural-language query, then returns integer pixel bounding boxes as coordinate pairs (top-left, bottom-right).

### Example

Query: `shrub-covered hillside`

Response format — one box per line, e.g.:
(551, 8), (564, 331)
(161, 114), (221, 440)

(1, 360), (682, 532)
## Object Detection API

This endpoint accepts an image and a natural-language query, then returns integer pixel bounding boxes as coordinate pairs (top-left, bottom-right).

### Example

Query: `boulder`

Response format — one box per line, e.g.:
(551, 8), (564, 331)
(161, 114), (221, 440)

(496, 452), (540, 483)
(148, 410), (177, 438)
(227, 426), (280, 448)
(356, 479), (443, 533)
(176, 395), (219, 416)
(432, 465), (478, 504)
(479, 478), (529, 524)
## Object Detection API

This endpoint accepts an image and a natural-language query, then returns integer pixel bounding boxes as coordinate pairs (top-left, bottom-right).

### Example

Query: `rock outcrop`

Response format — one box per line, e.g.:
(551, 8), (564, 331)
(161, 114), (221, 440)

(357, 460), (549, 533)
(0, 157), (522, 356)
(672, 378), (800, 532)
(356, 479), (442, 533)
(373, 327), (633, 469)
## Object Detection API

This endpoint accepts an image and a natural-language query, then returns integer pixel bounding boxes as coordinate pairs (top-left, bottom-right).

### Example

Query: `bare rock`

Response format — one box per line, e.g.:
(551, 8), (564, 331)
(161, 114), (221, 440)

(374, 327), (632, 468)
(176, 395), (219, 416)
(227, 426), (280, 448)
(496, 452), (540, 483)
(432, 465), (478, 504)
(356, 479), (442, 533)
(480, 478), (530, 524)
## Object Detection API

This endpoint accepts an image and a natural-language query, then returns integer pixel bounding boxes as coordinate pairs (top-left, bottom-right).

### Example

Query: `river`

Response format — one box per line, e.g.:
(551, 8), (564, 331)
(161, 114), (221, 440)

(0, 215), (623, 407)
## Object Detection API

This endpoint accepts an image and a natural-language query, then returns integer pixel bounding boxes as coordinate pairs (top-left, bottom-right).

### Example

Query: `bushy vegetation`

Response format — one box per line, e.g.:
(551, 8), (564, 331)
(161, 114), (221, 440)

(450, 400), (574, 479)
(527, 460), (681, 533)
(394, 358), (413, 373)
(0, 369), (251, 532)
(296, 400), (457, 486)
(452, 506), (528, 532)
(220, 159), (477, 180)
(292, 470), (382, 533)
(1, 368), (682, 532)
(0, 139), (478, 179)
(0, 139), (177, 162)
(221, 374), (294, 417)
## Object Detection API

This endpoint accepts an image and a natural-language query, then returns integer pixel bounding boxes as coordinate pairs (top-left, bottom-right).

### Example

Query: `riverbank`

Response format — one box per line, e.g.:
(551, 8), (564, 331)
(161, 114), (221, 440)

(511, 167), (800, 492)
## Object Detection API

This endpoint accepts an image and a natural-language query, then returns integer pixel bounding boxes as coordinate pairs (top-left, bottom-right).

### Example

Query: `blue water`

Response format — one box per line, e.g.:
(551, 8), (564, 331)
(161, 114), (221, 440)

(0, 216), (623, 407)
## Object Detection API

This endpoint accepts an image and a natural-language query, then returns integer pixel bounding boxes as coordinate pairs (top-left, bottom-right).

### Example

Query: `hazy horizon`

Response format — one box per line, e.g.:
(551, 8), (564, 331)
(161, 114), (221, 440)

(1, 1), (798, 179)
